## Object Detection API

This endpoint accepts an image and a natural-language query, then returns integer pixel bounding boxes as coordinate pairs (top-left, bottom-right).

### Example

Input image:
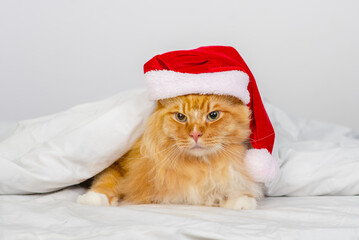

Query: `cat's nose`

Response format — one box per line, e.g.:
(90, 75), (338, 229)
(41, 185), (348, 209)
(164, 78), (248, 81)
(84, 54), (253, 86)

(190, 131), (202, 143)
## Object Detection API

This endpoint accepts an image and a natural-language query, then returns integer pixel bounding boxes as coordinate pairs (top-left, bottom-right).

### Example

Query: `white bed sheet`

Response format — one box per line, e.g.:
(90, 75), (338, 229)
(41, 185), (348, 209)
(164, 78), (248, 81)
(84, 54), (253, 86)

(1, 186), (359, 240)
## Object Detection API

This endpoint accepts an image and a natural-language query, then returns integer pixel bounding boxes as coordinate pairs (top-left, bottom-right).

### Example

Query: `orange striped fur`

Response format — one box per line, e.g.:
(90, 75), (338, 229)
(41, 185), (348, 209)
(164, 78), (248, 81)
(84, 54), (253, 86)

(89, 94), (263, 208)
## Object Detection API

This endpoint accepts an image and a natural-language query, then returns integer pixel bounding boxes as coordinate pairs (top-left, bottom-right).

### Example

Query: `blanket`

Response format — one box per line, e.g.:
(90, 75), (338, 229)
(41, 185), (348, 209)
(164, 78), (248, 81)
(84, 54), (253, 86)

(0, 89), (359, 196)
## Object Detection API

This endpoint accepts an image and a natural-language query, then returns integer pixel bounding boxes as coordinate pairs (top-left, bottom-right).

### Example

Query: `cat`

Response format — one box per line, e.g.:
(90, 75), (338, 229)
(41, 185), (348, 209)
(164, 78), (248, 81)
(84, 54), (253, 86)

(77, 94), (263, 210)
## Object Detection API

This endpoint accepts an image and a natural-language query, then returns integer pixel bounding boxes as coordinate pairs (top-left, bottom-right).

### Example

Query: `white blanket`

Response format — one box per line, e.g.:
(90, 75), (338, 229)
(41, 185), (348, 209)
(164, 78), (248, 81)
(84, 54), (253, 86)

(1, 89), (359, 196)
(0, 89), (155, 194)
(265, 103), (359, 196)
(0, 89), (359, 196)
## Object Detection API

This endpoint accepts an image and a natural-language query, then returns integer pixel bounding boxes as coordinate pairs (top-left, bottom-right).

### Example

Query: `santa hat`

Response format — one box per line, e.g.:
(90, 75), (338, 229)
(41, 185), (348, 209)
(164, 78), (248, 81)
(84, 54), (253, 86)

(143, 46), (279, 183)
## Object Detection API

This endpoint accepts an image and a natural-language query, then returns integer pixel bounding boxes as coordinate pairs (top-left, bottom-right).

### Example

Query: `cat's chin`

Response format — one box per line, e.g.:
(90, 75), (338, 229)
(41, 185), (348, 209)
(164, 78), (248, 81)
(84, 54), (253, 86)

(187, 144), (220, 157)
(188, 147), (207, 157)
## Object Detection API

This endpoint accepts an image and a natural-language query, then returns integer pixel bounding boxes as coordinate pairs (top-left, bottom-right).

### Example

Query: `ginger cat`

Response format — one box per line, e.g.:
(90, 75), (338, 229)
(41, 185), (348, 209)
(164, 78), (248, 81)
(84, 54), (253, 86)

(77, 94), (263, 210)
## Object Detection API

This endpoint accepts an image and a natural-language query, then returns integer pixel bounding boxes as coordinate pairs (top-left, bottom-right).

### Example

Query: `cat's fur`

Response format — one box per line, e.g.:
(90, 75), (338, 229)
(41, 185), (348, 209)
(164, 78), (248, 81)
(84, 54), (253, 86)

(77, 94), (263, 210)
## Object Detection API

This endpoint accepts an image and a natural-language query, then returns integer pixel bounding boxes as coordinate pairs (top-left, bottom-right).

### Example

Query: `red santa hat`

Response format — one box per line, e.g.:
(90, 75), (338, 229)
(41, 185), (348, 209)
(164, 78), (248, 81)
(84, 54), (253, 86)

(143, 46), (279, 182)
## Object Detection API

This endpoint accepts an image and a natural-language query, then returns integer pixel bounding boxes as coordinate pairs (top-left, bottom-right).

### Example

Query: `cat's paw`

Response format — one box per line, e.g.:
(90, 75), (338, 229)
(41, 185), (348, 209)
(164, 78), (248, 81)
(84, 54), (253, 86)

(221, 196), (257, 210)
(77, 191), (110, 206)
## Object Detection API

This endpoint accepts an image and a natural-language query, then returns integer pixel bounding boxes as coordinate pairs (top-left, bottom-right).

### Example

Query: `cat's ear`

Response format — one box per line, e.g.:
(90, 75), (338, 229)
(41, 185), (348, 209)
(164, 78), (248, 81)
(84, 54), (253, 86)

(157, 99), (171, 109)
(158, 99), (167, 107)
(158, 98), (174, 106)
(214, 95), (244, 106)
(158, 97), (182, 108)
(225, 95), (245, 105)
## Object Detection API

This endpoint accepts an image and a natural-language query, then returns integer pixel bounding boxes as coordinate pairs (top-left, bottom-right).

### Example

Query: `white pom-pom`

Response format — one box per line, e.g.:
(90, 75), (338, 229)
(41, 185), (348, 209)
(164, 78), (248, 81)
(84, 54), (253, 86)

(244, 149), (279, 183)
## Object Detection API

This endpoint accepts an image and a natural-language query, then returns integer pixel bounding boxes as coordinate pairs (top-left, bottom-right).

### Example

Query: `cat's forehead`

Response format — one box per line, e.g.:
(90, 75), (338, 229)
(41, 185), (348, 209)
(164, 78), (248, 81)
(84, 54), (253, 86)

(161, 94), (237, 112)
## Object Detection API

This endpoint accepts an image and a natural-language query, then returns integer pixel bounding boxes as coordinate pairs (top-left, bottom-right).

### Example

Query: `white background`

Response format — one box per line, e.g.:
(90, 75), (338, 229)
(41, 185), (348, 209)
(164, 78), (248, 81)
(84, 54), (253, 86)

(0, 0), (358, 132)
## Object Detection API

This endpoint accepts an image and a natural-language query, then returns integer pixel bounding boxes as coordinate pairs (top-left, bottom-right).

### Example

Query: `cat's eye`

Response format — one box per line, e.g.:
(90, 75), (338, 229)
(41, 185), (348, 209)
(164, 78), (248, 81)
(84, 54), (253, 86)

(175, 112), (187, 122)
(207, 111), (220, 121)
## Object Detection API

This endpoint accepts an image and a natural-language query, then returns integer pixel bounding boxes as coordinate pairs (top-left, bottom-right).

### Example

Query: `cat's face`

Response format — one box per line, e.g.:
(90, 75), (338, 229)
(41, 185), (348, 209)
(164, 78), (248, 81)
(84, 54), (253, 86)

(155, 94), (251, 157)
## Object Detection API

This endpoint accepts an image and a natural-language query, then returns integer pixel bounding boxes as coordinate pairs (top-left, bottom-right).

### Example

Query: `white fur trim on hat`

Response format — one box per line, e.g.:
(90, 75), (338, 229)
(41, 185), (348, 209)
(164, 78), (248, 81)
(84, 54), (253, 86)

(145, 70), (250, 103)
(244, 149), (279, 183)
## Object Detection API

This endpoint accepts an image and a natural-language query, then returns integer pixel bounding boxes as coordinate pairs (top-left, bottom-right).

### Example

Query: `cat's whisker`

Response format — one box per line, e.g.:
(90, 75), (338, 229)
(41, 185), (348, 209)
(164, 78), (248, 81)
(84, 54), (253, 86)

(156, 144), (183, 173)
(218, 144), (246, 159)
(216, 133), (275, 143)
(168, 146), (182, 170)
(148, 145), (179, 176)
(125, 143), (178, 160)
